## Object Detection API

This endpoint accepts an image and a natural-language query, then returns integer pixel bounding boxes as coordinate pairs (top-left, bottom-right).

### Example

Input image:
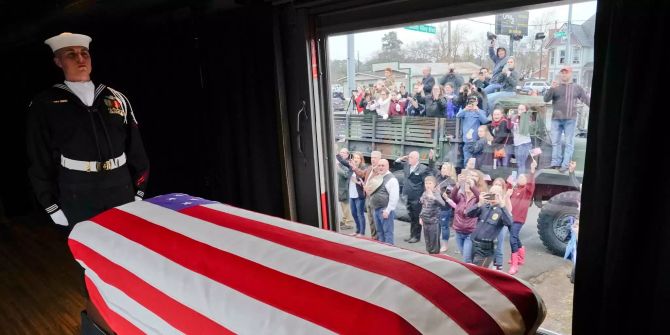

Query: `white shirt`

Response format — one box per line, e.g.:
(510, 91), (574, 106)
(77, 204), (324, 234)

(409, 163), (418, 174)
(382, 171), (400, 212)
(376, 97), (391, 119)
(64, 80), (95, 106)
(349, 174), (359, 199)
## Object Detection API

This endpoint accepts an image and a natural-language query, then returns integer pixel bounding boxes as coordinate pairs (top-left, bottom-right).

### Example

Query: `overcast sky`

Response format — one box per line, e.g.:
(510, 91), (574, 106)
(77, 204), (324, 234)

(328, 1), (597, 61)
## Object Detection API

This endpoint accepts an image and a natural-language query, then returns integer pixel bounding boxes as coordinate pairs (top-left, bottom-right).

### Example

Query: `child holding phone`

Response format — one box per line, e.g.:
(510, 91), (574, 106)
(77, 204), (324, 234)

(466, 185), (513, 268)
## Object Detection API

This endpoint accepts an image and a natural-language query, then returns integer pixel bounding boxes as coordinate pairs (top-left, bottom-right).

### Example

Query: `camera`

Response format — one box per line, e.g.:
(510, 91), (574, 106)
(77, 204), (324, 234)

(487, 32), (497, 41)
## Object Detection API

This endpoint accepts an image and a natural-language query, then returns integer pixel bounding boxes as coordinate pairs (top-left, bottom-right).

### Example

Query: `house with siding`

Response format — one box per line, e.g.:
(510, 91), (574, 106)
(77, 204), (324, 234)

(544, 14), (596, 91)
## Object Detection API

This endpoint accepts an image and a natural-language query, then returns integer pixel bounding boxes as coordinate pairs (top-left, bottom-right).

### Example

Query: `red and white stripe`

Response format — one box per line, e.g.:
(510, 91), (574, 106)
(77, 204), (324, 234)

(69, 198), (545, 334)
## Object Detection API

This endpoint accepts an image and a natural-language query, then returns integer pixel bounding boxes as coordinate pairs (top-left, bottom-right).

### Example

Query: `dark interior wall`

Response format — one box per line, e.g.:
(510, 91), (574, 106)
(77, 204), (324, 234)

(0, 3), (285, 218)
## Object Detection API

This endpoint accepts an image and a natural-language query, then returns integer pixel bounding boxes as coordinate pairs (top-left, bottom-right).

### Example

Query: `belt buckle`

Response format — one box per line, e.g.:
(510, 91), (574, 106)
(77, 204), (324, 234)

(101, 161), (111, 171)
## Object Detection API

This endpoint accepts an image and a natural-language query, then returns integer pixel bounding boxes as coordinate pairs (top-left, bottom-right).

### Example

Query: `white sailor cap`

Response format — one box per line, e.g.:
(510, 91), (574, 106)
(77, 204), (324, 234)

(44, 33), (92, 53)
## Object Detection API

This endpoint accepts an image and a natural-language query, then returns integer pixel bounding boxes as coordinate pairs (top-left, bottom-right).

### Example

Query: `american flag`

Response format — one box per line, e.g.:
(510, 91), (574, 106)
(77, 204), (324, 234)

(69, 193), (546, 334)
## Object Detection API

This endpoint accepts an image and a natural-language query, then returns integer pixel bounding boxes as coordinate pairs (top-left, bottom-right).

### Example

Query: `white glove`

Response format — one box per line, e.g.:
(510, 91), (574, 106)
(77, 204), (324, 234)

(50, 209), (69, 226)
(135, 196), (142, 201)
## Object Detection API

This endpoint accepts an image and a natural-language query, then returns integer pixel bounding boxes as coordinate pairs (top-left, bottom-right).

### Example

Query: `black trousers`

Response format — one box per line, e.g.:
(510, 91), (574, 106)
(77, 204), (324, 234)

(407, 199), (422, 240)
(58, 180), (135, 302)
(422, 221), (440, 254)
(472, 239), (495, 268)
(57, 166), (136, 226)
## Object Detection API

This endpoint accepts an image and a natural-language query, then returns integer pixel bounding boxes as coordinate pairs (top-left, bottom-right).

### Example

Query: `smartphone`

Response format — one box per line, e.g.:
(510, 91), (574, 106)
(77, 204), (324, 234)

(484, 193), (497, 200)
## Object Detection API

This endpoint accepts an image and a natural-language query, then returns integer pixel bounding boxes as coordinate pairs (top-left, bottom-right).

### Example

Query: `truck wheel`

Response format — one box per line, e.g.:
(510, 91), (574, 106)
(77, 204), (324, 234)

(537, 191), (580, 256)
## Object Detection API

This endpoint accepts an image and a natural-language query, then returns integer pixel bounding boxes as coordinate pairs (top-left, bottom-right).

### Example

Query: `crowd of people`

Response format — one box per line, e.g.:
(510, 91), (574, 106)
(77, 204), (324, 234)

(336, 145), (582, 275)
(352, 38), (521, 120)
(348, 36), (590, 174)
(334, 36), (591, 274)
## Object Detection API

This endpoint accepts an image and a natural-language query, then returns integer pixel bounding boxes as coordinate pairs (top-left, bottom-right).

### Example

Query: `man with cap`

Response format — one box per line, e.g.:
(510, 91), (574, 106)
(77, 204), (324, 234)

(543, 66), (590, 173)
(27, 33), (150, 228)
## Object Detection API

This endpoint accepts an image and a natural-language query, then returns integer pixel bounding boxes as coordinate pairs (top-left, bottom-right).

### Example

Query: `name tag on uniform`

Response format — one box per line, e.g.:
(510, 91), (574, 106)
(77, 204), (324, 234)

(51, 99), (68, 104)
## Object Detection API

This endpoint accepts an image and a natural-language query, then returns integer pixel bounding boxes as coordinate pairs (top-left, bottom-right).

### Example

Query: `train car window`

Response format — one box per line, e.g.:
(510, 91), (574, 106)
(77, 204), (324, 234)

(324, 2), (597, 333)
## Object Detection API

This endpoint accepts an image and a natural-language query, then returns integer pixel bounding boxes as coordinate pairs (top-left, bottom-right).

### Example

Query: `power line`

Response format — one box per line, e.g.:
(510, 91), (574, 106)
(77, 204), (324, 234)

(463, 18), (589, 27)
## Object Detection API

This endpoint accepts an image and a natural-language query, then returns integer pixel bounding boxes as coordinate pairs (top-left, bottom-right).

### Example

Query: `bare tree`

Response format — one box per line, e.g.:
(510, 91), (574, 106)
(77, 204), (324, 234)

(523, 10), (558, 78)
(403, 40), (439, 62)
(435, 23), (449, 62)
(450, 23), (470, 61)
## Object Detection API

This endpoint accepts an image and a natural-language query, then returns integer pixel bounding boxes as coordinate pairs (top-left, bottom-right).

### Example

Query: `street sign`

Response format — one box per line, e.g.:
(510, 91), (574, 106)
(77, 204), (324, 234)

(405, 25), (437, 34)
(554, 31), (567, 38)
(495, 11), (529, 36)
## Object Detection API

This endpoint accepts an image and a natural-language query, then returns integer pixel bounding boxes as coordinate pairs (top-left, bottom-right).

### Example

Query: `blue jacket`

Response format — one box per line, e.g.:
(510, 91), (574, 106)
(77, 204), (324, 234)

(489, 46), (509, 82)
(444, 98), (456, 118)
(456, 108), (489, 142)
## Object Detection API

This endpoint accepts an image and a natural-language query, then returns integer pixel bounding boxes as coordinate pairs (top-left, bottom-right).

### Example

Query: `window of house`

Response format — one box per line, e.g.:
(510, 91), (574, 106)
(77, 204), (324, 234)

(549, 49), (555, 65)
(573, 47), (581, 64)
(559, 49), (566, 64)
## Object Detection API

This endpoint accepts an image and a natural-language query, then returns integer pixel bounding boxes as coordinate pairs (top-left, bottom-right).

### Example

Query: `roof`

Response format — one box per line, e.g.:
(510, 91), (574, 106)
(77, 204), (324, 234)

(545, 14), (596, 49)
(373, 62), (482, 77)
(335, 72), (385, 83)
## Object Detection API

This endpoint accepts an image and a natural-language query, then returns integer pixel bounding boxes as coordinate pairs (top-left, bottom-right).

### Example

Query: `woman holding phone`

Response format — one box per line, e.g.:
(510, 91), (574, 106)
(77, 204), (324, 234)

(436, 162), (457, 252)
(348, 152), (367, 236)
(449, 173), (481, 263)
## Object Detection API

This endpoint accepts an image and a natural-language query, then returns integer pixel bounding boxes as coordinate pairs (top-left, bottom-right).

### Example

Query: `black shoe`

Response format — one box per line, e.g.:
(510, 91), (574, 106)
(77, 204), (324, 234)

(408, 238), (419, 243)
(549, 165), (561, 170)
(403, 237), (412, 242)
(558, 167), (568, 174)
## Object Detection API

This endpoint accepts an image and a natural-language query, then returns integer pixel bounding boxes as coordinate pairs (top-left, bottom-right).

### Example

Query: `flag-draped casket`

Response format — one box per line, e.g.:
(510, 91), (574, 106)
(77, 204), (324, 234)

(68, 193), (546, 335)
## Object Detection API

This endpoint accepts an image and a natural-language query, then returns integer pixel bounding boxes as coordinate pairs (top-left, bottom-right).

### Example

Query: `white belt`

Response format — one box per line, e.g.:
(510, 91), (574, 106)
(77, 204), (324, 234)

(61, 153), (126, 172)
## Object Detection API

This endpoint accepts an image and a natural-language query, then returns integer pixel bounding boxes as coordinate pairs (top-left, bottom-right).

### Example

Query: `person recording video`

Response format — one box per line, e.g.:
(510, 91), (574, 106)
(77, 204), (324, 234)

(465, 185), (513, 268)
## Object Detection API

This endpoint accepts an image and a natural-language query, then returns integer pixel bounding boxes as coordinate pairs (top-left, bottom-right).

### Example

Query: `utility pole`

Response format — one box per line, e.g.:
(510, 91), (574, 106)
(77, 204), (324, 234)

(346, 34), (356, 111)
(566, 1), (573, 78)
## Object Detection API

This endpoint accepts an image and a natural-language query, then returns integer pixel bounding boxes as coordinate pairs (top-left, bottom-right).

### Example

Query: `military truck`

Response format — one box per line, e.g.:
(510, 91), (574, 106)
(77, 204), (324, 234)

(334, 95), (586, 255)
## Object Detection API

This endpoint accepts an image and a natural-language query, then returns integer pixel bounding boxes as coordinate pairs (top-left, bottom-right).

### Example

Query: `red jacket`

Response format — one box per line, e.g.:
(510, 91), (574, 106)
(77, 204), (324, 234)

(388, 98), (406, 117)
(355, 94), (364, 113)
(451, 184), (481, 234)
(510, 173), (536, 224)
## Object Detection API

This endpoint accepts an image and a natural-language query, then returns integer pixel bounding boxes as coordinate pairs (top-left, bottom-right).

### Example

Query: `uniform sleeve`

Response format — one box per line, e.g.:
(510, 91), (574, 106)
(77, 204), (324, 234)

(465, 203), (481, 218)
(124, 96), (150, 199)
(26, 99), (60, 214)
